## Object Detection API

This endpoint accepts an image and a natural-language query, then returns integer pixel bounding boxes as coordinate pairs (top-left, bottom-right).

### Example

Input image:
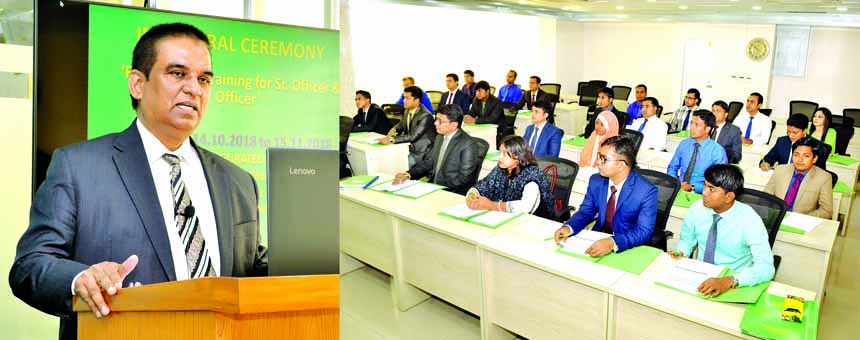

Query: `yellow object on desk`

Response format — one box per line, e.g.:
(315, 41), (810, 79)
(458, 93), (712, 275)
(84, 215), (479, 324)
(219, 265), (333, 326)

(782, 295), (805, 323)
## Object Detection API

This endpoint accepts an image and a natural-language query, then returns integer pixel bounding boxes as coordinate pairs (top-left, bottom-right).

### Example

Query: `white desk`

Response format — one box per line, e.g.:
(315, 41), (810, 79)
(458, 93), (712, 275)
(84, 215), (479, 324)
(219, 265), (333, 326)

(347, 132), (409, 176)
(463, 123), (498, 151)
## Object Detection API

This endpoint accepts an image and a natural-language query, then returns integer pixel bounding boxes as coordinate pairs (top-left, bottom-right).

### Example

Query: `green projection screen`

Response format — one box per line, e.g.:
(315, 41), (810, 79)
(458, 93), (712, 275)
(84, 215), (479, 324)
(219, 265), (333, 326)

(86, 4), (339, 236)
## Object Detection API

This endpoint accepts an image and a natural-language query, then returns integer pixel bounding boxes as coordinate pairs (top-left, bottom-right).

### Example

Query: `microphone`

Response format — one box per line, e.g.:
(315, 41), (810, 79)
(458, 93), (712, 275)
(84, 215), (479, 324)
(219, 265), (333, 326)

(178, 205), (195, 217)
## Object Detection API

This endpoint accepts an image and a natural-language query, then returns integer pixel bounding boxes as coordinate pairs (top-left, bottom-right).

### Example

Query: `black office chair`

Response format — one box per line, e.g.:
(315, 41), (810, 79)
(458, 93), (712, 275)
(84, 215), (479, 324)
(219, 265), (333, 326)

(576, 81), (588, 96)
(537, 156), (580, 223)
(637, 169), (681, 251)
(618, 112), (632, 130)
(620, 129), (644, 154)
(470, 137), (490, 185)
(844, 109), (860, 127)
(789, 100), (818, 120)
(657, 105), (664, 118)
(767, 120), (776, 144)
(382, 103), (405, 127)
(426, 90), (443, 108)
(540, 83), (562, 99)
(611, 85), (632, 102)
(826, 169), (838, 189)
(736, 188), (788, 272)
(818, 143), (832, 170)
(833, 118), (855, 156)
(489, 86), (496, 96)
(588, 80), (608, 88)
(501, 111), (519, 145)
(760, 108), (773, 117)
(339, 116), (355, 179)
(579, 83), (601, 107)
(727, 101), (743, 123)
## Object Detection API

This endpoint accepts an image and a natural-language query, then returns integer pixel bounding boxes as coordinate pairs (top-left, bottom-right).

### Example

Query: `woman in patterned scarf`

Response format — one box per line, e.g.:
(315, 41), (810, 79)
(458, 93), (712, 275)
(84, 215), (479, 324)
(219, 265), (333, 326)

(466, 135), (556, 219)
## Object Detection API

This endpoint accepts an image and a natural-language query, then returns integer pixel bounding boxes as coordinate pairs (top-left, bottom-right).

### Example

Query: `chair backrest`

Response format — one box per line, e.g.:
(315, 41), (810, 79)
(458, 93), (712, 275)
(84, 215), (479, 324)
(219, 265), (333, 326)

(834, 123), (855, 156)
(620, 129), (644, 154)
(760, 108), (772, 116)
(588, 80), (608, 88)
(789, 100), (819, 120)
(727, 101), (743, 122)
(657, 105), (664, 117)
(736, 188), (787, 248)
(826, 169), (838, 189)
(536, 156), (580, 215)
(611, 85), (632, 102)
(818, 143), (832, 168)
(844, 109), (860, 127)
(618, 112), (632, 129)
(489, 86), (496, 96)
(831, 115), (854, 129)
(636, 169), (681, 251)
(426, 90), (443, 107)
(471, 137), (490, 184)
(579, 83), (601, 107)
(767, 120), (776, 144)
(504, 110), (518, 126)
(382, 103), (405, 116)
(576, 81), (589, 96)
(339, 116), (354, 150)
(540, 83), (562, 100)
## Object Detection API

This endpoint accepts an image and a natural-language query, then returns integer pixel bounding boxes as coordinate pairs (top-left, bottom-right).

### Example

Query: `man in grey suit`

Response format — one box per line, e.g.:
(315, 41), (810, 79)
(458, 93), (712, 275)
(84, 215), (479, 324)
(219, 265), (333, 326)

(712, 101), (743, 164)
(9, 24), (267, 340)
(394, 104), (484, 195)
(379, 85), (437, 167)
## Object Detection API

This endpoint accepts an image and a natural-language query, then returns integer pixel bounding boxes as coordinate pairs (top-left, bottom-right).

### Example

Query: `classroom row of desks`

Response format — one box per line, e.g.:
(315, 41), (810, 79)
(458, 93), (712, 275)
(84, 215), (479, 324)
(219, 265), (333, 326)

(340, 185), (818, 340)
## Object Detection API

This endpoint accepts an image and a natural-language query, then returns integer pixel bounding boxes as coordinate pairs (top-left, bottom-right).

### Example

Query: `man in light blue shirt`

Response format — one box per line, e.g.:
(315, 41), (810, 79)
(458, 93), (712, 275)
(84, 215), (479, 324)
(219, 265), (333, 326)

(667, 110), (727, 193)
(395, 76), (434, 112)
(671, 164), (774, 296)
(497, 69), (523, 104)
(624, 84), (647, 125)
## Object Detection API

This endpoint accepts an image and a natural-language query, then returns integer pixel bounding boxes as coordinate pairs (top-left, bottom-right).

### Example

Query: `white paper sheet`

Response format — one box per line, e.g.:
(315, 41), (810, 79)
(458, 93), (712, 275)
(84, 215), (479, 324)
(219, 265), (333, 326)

(392, 181), (443, 198)
(468, 210), (517, 227)
(781, 213), (823, 233)
(560, 230), (613, 256)
(655, 258), (726, 295)
(370, 179), (417, 192)
(356, 135), (383, 144)
(440, 203), (486, 219)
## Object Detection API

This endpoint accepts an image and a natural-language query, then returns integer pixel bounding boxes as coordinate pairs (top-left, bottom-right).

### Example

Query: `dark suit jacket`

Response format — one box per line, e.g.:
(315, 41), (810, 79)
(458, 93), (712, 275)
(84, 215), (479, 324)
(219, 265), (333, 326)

(468, 94), (507, 136)
(394, 104), (438, 162)
(564, 171), (658, 251)
(437, 89), (471, 115)
(582, 105), (624, 138)
(408, 129), (481, 195)
(523, 123), (563, 157)
(715, 122), (743, 164)
(9, 121), (268, 340)
(761, 136), (828, 170)
(515, 88), (555, 111)
(352, 103), (392, 135)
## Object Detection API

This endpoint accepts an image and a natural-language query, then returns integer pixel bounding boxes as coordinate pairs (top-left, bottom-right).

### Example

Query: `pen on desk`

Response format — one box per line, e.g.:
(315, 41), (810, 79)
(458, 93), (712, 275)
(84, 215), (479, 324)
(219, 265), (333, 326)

(545, 232), (571, 241)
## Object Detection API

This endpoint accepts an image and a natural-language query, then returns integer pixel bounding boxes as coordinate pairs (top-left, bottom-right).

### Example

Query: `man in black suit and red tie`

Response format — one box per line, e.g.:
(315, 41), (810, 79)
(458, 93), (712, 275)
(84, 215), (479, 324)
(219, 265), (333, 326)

(438, 73), (471, 115)
(515, 75), (555, 112)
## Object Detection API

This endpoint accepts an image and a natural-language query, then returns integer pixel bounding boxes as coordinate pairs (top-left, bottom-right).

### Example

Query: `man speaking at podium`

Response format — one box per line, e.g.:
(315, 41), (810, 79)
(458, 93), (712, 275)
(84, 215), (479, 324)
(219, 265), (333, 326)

(9, 23), (268, 340)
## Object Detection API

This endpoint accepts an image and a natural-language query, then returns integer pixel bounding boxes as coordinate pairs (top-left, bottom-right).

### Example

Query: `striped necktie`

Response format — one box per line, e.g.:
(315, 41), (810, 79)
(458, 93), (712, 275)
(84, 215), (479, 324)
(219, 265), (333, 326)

(163, 154), (216, 279)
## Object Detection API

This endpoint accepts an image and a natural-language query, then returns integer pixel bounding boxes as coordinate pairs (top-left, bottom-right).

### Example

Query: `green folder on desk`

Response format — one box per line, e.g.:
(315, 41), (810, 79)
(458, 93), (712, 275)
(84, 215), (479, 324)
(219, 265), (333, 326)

(563, 136), (588, 147)
(834, 181), (851, 193)
(555, 245), (662, 274)
(485, 150), (501, 161)
(655, 267), (770, 304)
(740, 294), (819, 340)
(517, 110), (533, 117)
(464, 123), (496, 128)
(827, 155), (860, 165)
(438, 210), (522, 229)
(672, 130), (690, 138)
(672, 191), (702, 208)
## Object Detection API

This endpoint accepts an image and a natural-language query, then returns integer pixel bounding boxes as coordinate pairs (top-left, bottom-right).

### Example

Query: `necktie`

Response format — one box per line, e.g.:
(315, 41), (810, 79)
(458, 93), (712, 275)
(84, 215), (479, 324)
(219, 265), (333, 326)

(637, 118), (648, 132)
(532, 92), (536, 103)
(406, 110), (414, 132)
(784, 172), (804, 211)
(530, 127), (540, 150)
(447, 92), (453, 104)
(712, 126), (719, 141)
(745, 116), (754, 139)
(683, 142), (700, 183)
(703, 214), (721, 264)
(435, 136), (450, 178)
(682, 109), (692, 130)
(604, 185), (617, 234)
(163, 154), (216, 278)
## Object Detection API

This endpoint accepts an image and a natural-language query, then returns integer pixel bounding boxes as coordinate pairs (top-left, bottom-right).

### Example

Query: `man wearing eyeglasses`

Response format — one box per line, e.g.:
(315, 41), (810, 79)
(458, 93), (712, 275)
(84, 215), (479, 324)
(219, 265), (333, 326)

(553, 136), (658, 256)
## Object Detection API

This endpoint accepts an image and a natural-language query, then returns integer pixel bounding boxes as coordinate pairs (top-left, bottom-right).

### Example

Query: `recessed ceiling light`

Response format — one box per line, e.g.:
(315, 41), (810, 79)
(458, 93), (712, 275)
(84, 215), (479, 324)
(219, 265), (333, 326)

(647, 0), (657, 3)
(752, 5), (762, 10)
(678, 5), (688, 10)
(837, 6), (848, 12)
(616, 5), (625, 10)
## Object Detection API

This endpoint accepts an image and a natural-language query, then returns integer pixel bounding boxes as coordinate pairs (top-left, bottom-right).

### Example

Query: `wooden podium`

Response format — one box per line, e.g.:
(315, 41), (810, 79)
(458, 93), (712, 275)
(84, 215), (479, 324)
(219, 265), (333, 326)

(73, 275), (339, 340)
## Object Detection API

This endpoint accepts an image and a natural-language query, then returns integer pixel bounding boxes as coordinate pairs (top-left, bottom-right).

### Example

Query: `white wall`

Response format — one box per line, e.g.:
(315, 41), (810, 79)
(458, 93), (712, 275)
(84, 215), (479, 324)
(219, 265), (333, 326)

(348, 0), (556, 106)
(557, 22), (775, 112)
(769, 27), (860, 118)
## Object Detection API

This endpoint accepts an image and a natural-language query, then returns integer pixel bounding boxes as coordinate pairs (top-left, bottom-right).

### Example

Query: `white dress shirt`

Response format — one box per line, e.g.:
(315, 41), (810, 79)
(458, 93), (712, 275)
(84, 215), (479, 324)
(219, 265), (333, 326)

(630, 116), (668, 151)
(732, 111), (772, 145)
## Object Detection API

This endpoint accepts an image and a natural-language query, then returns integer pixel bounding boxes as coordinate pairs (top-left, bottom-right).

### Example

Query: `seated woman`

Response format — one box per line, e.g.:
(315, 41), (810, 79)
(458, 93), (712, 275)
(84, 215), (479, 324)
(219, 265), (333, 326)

(579, 111), (619, 168)
(808, 107), (836, 152)
(466, 136), (556, 219)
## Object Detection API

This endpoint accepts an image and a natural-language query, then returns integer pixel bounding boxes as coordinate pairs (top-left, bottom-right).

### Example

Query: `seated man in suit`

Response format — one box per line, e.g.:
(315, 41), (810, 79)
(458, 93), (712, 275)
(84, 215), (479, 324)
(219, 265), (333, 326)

(668, 88), (700, 132)
(515, 75), (554, 112)
(711, 100), (743, 164)
(438, 73), (471, 114)
(667, 110), (728, 193)
(393, 104), (482, 195)
(670, 164), (775, 297)
(629, 96), (668, 151)
(395, 76), (434, 112)
(763, 137), (833, 219)
(582, 87), (625, 138)
(10, 23), (268, 340)
(624, 84), (647, 124)
(380, 86), (438, 167)
(497, 69), (523, 104)
(352, 90), (392, 135)
(553, 136), (658, 256)
(522, 100), (563, 157)
(760, 114), (828, 171)
(733, 92), (772, 145)
(466, 80), (507, 141)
